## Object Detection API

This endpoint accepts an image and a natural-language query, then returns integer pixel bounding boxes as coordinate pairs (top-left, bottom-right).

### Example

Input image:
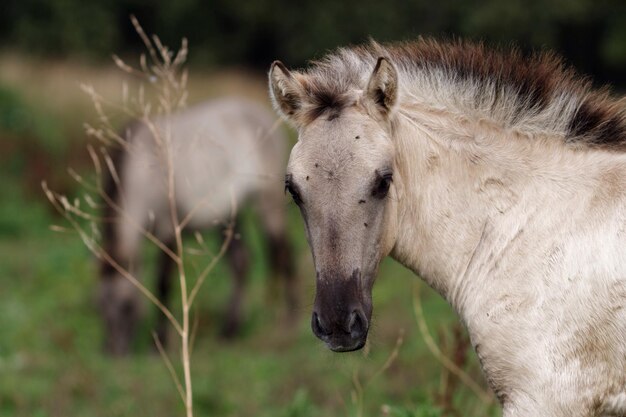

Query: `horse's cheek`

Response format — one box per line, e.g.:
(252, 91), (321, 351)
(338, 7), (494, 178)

(381, 199), (399, 258)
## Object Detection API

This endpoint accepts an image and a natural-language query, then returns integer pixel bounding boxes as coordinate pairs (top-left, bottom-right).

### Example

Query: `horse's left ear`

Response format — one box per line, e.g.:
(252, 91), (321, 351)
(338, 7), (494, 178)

(366, 57), (398, 115)
(269, 60), (305, 123)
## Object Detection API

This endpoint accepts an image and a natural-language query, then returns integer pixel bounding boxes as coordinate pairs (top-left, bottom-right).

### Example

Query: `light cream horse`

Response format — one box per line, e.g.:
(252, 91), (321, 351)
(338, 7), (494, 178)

(100, 97), (295, 355)
(269, 39), (626, 417)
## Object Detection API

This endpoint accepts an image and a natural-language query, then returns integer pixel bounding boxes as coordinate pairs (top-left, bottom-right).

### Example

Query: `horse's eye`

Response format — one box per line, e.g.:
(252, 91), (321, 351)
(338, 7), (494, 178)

(372, 173), (392, 199)
(285, 182), (303, 205)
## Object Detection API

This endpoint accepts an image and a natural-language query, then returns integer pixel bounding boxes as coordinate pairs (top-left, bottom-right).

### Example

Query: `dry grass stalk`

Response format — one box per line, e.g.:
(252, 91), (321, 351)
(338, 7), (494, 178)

(412, 285), (495, 412)
(43, 17), (234, 417)
(436, 323), (472, 416)
(351, 329), (405, 417)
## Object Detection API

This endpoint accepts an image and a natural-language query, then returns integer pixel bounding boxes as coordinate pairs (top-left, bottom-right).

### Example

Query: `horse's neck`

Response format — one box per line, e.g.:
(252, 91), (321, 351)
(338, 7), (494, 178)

(390, 104), (626, 318)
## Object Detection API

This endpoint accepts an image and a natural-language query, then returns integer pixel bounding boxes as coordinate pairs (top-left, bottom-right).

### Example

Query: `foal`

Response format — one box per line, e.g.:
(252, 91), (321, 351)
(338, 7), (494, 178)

(269, 40), (626, 417)
(100, 97), (295, 355)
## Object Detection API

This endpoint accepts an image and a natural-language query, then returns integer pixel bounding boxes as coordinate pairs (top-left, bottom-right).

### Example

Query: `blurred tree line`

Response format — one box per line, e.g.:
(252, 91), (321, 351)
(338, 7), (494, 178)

(1, 0), (625, 86)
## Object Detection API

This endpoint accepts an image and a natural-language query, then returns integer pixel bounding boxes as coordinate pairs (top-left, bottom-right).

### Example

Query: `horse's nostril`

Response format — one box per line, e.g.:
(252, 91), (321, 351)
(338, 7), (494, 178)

(348, 309), (368, 339)
(312, 312), (331, 337)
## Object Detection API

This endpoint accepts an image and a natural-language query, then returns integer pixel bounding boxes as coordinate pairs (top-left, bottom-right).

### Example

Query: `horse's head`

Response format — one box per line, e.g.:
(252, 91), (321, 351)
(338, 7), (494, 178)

(269, 57), (401, 352)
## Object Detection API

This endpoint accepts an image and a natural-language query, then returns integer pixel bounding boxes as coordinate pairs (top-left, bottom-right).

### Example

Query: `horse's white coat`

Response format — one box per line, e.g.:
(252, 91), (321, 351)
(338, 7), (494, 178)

(392, 104), (626, 417)
(118, 97), (287, 254)
(270, 42), (626, 417)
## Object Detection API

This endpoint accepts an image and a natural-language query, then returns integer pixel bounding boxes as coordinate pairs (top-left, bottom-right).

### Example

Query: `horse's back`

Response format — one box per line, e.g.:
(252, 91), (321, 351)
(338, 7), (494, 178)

(119, 97), (287, 237)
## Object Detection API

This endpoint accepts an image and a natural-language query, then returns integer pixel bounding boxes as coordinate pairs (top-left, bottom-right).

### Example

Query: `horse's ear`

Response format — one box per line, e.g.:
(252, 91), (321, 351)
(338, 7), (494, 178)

(269, 61), (304, 122)
(366, 57), (398, 115)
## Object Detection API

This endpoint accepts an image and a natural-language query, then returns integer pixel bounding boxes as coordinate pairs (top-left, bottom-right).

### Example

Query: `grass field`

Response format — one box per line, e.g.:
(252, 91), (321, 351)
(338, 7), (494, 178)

(0, 54), (500, 417)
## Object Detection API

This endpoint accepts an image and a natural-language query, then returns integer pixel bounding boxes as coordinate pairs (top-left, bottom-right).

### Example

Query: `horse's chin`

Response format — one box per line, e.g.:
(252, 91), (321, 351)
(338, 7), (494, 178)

(327, 339), (366, 353)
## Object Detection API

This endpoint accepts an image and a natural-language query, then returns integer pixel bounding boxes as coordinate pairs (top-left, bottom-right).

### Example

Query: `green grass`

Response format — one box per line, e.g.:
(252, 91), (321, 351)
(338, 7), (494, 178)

(0, 188), (500, 417)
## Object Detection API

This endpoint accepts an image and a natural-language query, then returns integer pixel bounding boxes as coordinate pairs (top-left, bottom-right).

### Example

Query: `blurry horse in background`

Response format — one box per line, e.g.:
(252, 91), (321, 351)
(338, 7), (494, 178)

(99, 97), (295, 355)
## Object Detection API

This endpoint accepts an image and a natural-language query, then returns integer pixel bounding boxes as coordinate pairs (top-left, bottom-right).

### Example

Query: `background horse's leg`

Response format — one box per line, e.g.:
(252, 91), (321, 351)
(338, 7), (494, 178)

(267, 230), (297, 313)
(221, 223), (250, 338)
(155, 239), (176, 348)
(98, 245), (141, 355)
(98, 200), (142, 355)
(254, 186), (299, 315)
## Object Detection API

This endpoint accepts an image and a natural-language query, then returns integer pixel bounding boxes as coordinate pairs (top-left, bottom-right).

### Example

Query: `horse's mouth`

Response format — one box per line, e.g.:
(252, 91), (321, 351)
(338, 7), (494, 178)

(326, 339), (366, 353)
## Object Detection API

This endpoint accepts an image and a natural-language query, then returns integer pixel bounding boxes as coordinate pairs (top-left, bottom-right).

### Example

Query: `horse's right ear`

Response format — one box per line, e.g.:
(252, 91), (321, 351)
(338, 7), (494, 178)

(269, 61), (304, 122)
(366, 57), (398, 116)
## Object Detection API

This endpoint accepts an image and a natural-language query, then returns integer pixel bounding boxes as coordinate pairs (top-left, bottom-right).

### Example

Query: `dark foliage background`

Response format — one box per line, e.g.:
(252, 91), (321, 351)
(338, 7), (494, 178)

(1, 0), (625, 86)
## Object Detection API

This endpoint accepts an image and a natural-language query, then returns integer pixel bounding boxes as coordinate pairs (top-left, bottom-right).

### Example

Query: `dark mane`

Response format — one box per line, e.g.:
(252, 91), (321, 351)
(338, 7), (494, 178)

(301, 38), (626, 151)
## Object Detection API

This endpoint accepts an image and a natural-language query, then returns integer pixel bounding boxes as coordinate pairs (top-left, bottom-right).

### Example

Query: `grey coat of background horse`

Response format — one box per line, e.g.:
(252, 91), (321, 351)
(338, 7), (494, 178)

(100, 97), (295, 355)
(270, 40), (626, 417)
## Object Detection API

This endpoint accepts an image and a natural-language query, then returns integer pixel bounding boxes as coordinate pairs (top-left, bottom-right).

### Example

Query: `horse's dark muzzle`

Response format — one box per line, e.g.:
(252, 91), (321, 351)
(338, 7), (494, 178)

(311, 269), (371, 352)
(311, 309), (368, 351)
